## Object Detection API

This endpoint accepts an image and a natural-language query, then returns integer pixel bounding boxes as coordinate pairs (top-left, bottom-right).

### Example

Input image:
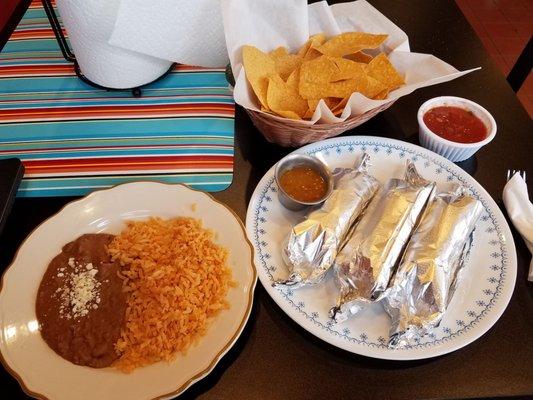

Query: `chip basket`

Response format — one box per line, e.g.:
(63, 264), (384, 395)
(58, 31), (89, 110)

(245, 100), (395, 147)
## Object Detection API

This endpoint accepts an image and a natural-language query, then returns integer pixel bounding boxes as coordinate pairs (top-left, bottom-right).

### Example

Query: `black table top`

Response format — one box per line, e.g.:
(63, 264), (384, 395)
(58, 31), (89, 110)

(1, 1), (532, 399)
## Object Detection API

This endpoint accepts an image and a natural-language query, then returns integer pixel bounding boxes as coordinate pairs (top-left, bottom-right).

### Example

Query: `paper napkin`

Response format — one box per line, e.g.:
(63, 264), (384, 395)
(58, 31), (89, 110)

(221, 0), (479, 124)
(503, 173), (533, 281)
(109, 0), (228, 68)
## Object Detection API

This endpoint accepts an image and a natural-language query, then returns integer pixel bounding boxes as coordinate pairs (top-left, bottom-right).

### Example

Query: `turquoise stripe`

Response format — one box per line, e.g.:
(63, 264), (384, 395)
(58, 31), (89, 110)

(17, 183), (231, 197)
(0, 51), (62, 59)
(0, 96), (234, 108)
(0, 87), (231, 100)
(0, 118), (234, 142)
(0, 72), (229, 93)
(150, 73), (229, 89)
(16, 17), (48, 25)
(0, 136), (233, 149)
(13, 26), (52, 32)
(13, 23), (50, 28)
(17, 175), (233, 197)
(21, 9), (48, 20)
(21, 173), (233, 187)
(2, 39), (61, 54)
(3, 147), (233, 159)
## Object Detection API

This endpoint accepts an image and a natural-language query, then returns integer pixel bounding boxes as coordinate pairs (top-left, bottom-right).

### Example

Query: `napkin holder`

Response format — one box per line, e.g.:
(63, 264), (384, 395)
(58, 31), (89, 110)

(41, 0), (174, 97)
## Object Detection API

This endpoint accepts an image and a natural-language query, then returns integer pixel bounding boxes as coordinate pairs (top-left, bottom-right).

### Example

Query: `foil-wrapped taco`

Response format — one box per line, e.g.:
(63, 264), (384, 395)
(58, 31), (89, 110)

(275, 153), (380, 288)
(330, 161), (435, 322)
(385, 185), (483, 348)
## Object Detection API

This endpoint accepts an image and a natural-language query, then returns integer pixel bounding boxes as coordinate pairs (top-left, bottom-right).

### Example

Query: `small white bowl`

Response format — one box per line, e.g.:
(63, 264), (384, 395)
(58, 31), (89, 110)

(417, 96), (496, 162)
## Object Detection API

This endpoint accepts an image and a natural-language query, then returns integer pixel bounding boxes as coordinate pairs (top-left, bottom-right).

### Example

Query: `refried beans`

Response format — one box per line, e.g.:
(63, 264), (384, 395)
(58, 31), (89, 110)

(36, 234), (126, 368)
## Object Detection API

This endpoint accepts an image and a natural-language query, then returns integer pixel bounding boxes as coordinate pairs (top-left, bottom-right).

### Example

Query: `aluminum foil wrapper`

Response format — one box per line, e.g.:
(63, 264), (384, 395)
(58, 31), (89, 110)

(275, 153), (380, 288)
(330, 161), (436, 322)
(385, 185), (483, 348)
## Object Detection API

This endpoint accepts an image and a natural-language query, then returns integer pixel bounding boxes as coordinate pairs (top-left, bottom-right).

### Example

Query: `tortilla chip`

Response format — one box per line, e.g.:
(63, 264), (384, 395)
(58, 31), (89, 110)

(310, 33), (327, 45)
(329, 105), (343, 116)
(345, 51), (373, 63)
(269, 47), (302, 80)
(330, 57), (367, 81)
(276, 110), (302, 120)
(242, 45), (277, 109)
(303, 47), (323, 61)
(308, 97), (341, 113)
(328, 97), (342, 110)
(286, 68), (299, 90)
(267, 74), (308, 118)
(307, 98), (320, 112)
(270, 47), (289, 58)
(332, 96), (350, 115)
(339, 76), (386, 99)
(275, 54), (302, 80)
(303, 75), (386, 99)
(317, 32), (387, 57)
(298, 33), (327, 57)
(366, 53), (404, 91)
(299, 55), (340, 99)
(373, 89), (390, 100)
(297, 42), (312, 58)
(303, 109), (315, 119)
(242, 34), (399, 116)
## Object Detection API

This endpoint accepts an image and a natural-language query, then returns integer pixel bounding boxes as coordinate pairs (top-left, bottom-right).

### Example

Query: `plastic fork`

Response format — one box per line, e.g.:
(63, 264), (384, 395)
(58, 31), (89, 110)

(507, 169), (527, 182)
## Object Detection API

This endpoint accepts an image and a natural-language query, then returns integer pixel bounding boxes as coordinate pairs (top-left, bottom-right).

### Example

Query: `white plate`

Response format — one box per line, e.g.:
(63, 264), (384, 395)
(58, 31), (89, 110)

(246, 136), (516, 360)
(0, 182), (256, 400)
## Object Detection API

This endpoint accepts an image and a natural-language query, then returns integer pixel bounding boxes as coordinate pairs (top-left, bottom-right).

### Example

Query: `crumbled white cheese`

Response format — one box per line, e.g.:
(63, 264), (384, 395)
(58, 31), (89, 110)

(69, 271), (98, 318)
(57, 258), (102, 319)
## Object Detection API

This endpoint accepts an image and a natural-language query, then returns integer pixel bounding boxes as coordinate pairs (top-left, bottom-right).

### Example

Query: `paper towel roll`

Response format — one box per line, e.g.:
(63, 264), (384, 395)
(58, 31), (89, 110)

(57, 0), (173, 89)
(109, 0), (229, 68)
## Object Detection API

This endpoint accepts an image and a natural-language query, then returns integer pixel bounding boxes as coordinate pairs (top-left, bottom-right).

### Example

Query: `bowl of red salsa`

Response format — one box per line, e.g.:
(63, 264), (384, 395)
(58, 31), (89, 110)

(418, 96), (496, 162)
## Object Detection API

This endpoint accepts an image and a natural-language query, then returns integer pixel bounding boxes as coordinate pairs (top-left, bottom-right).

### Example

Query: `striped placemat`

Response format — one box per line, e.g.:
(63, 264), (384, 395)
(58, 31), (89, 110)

(0, 1), (235, 197)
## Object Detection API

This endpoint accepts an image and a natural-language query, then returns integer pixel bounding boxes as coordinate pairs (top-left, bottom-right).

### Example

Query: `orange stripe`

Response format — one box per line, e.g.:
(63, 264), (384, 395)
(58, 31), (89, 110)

(30, 0), (53, 7)
(10, 29), (63, 40)
(0, 65), (73, 74)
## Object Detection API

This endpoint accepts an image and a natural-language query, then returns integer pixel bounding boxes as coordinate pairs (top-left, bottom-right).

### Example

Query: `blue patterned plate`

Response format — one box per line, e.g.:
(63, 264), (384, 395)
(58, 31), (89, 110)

(245, 136), (516, 360)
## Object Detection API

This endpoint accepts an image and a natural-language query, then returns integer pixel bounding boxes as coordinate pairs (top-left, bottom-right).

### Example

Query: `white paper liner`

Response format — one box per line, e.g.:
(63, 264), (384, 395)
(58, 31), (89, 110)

(221, 0), (479, 125)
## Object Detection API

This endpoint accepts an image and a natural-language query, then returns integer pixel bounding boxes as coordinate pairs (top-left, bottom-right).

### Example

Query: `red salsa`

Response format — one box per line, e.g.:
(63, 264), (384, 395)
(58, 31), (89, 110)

(423, 106), (487, 143)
